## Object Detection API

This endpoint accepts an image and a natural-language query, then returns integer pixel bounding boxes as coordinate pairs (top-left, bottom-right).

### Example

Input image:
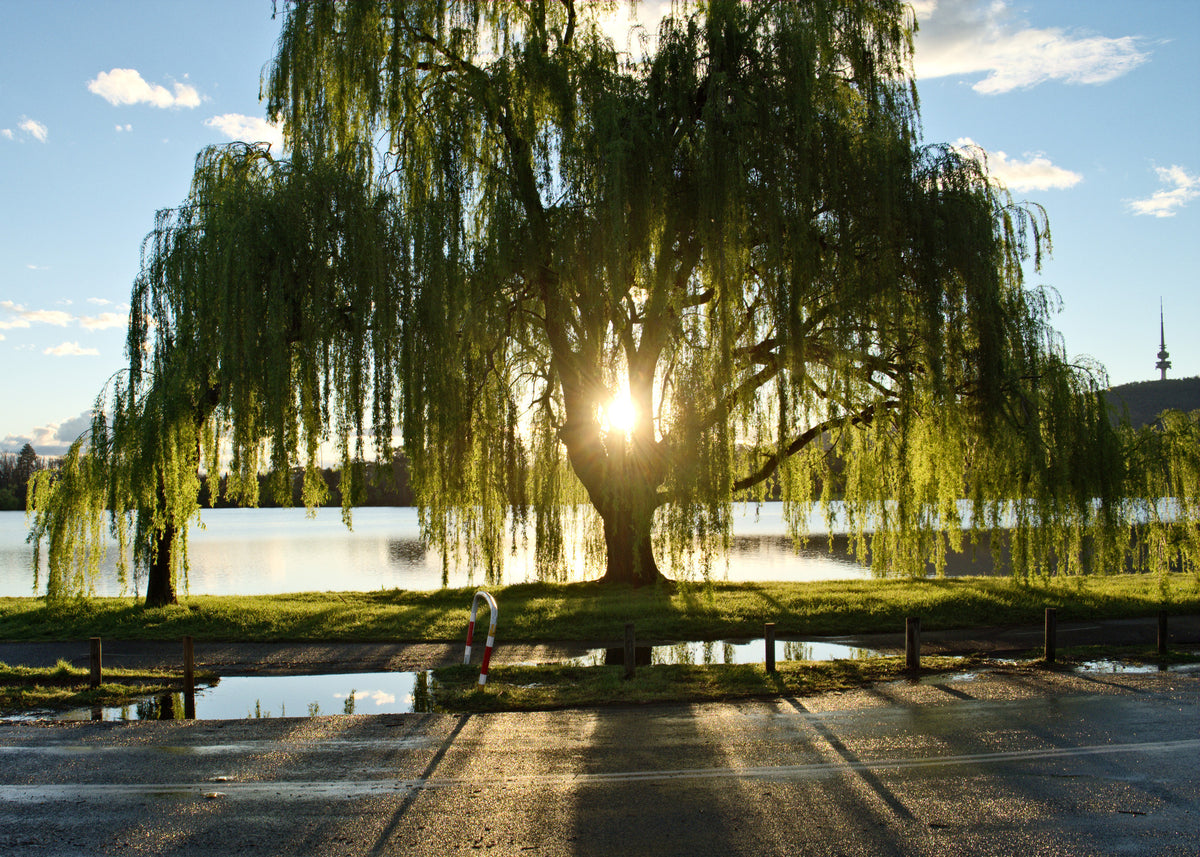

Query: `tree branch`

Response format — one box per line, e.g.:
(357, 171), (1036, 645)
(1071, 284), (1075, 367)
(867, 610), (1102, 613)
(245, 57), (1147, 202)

(732, 398), (899, 494)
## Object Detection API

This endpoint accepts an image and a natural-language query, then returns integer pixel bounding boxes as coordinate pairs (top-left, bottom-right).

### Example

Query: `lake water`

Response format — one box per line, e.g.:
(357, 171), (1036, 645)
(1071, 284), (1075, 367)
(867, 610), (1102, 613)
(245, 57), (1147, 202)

(0, 504), (998, 597)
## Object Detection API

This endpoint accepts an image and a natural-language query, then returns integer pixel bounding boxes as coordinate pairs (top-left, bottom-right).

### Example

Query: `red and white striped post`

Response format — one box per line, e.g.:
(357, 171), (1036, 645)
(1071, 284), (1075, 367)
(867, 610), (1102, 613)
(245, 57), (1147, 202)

(464, 590), (499, 686)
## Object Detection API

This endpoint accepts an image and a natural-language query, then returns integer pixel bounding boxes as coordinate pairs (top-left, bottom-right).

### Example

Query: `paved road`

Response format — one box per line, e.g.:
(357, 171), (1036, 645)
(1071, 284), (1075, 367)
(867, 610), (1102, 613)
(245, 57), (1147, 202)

(0, 667), (1196, 855)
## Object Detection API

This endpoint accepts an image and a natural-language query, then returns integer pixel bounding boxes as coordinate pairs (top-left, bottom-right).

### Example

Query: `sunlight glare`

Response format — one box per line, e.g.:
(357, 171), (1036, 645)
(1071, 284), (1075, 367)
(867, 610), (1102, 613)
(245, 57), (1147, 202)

(603, 394), (638, 434)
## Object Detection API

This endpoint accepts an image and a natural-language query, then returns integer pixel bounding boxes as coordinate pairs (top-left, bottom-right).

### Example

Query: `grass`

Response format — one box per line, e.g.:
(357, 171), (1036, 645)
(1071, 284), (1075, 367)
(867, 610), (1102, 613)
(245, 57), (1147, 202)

(0, 574), (1196, 644)
(427, 655), (981, 712)
(0, 659), (211, 716)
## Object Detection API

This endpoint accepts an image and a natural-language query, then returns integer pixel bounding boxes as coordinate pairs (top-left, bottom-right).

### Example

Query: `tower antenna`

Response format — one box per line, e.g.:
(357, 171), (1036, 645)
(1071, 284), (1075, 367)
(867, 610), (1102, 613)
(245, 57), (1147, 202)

(1155, 299), (1171, 381)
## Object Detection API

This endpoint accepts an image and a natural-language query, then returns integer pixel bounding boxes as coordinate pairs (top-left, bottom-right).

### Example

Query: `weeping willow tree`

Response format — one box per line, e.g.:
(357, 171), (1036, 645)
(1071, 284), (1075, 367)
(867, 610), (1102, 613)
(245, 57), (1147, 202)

(29, 0), (1196, 603)
(29, 143), (397, 604)
(260, 0), (1137, 586)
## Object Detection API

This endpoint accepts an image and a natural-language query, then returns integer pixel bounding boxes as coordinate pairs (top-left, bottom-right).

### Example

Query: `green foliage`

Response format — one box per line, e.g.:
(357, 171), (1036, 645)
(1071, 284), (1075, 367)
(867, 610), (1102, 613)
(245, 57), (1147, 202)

(1106, 377), (1200, 428)
(26, 1), (1199, 600)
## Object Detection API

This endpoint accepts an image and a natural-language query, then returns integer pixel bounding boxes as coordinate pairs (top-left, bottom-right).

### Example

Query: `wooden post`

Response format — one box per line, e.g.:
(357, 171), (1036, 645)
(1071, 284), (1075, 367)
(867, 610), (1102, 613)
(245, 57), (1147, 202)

(1044, 607), (1057, 664)
(1157, 611), (1168, 656)
(624, 623), (636, 679)
(905, 617), (920, 671)
(183, 636), (196, 719)
(764, 623), (776, 673)
(89, 637), (102, 688)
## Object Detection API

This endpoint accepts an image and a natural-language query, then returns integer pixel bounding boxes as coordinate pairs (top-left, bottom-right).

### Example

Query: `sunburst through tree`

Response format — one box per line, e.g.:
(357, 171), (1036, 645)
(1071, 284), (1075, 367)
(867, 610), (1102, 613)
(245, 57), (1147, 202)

(28, 1), (1198, 604)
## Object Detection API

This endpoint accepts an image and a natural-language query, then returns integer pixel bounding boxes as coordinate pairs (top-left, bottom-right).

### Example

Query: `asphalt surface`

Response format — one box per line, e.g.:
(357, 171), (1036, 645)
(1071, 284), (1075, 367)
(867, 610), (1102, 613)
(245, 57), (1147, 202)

(0, 667), (1196, 855)
(0, 616), (1196, 855)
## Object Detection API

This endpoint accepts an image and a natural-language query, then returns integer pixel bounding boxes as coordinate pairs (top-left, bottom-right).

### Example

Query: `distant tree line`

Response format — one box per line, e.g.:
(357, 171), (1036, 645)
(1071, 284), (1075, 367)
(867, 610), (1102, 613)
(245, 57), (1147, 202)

(0, 444), (48, 511)
(198, 452), (415, 508)
(1, 444), (414, 512)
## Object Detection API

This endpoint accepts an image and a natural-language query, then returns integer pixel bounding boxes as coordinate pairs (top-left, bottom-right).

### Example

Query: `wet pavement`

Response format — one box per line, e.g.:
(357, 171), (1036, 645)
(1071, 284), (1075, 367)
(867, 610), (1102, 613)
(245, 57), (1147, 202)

(0, 667), (1196, 855)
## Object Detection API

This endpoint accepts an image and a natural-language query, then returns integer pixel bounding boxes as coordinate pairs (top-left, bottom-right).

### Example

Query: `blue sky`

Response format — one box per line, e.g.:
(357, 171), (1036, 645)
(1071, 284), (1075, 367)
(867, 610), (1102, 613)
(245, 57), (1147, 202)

(2, 0), (1197, 455)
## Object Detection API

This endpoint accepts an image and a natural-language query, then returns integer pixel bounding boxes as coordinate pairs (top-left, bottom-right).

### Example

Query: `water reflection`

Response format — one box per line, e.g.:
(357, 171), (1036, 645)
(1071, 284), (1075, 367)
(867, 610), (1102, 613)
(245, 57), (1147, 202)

(1, 504), (1007, 598)
(387, 538), (428, 565)
(594, 638), (878, 667)
(62, 671), (435, 722)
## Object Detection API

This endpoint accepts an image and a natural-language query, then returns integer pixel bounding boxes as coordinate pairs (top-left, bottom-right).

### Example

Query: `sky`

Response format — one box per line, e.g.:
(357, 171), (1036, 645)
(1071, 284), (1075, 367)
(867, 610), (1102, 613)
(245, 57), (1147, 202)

(1, 0), (1197, 456)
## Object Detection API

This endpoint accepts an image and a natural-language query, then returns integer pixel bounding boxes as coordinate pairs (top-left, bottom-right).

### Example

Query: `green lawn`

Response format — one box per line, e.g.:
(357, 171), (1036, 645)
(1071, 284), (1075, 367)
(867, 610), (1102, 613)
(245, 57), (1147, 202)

(1, 574), (1195, 644)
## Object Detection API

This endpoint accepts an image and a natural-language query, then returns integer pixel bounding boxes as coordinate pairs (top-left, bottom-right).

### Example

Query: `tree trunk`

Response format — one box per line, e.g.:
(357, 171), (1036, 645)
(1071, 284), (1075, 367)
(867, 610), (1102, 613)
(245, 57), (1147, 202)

(594, 434), (670, 587)
(598, 500), (667, 586)
(144, 523), (177, 607)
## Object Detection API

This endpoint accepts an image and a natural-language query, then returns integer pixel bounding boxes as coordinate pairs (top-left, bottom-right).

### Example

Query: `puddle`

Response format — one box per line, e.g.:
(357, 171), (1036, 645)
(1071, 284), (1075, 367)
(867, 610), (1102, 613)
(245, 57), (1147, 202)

(1074, 659), (1198, 675)
(573, 638), (880, 667)
(54, 671), (435, 722)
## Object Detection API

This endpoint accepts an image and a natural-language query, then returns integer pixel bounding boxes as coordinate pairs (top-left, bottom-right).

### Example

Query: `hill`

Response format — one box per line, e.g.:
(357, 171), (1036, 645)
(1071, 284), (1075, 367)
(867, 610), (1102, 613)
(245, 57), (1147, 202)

(1105, 376), (1200, 428)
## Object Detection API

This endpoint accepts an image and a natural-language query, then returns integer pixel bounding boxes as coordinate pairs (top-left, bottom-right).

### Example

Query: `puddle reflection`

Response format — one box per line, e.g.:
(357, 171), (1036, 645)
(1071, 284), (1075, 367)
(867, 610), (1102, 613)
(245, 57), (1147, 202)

(59, 671), (435, 722)
(584, 638), (879, 667)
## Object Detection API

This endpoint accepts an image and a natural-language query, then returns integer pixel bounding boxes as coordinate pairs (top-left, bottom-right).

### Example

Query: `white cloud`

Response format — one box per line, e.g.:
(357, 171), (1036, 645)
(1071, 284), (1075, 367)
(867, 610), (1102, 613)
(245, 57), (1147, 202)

(0, 301), (72, 329)
(1128, 165), (1200, 218)
(18, 117), (48, 142)
(87, 68), (201, 109)
(2, 410), (97, 456)
(1, 300), (128, 332)
(1, 129), (12, 140)
(87, 297), (114, 306)
(26, 264), (49, 271)
(43, 342), (99, 357)
(115, 123), (133, 133)
(913, 0), (1149, 94)
(204, 113), (285, 153)
(78, 311), (127, 331)
(951, 138), (1082, 192)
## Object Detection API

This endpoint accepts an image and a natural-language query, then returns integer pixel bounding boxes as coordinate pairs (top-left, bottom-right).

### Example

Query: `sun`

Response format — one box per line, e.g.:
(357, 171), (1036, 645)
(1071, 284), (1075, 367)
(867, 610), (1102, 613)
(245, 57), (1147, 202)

(602, 393), (638, 434)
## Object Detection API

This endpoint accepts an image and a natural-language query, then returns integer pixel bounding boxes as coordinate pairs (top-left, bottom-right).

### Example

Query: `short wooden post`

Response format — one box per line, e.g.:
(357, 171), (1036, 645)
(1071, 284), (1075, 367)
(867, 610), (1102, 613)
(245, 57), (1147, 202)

(1044, 607), (1057, 664)
(89, 637), (102, 688)
(1157, 611), (1168, 656)
(764, 622), (776, 673)
(183, 636), (196, 719)
(624, 623), (636, 679)
(905, 617), (920, 671)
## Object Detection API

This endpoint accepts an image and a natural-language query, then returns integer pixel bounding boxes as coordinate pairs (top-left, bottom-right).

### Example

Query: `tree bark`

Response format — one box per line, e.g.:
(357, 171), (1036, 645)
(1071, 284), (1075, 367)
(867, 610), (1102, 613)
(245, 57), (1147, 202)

(594, 435), (670, 587)
(598, 499), (666, 586)
(144, 523), (177, 607)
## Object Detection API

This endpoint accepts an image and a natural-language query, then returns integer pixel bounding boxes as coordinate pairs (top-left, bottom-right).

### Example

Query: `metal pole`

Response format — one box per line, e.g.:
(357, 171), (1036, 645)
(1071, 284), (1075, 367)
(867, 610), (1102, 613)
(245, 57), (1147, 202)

(905, 617), (920, 671)
(1158, 610), (1168, 656)
(764, 623), (776, 673)
(1044, 607), (1057, 664)
(89, 637), (102, 689)
(624, 622), (636, 679)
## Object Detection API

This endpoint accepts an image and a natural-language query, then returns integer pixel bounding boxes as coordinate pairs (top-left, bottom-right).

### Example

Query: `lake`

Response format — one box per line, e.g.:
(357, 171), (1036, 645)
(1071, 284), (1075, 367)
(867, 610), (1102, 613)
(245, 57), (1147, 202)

(0, 504), (998, 597)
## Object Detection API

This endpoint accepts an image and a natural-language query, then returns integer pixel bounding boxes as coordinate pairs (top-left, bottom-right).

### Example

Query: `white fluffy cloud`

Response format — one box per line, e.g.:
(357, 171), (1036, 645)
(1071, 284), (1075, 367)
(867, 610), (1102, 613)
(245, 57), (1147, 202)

(18, 117), (48, 142)
(204, 113), (286, 153)
(951, 138), (1082, 192)
(1, 300), (128, 332)
(78, 311), (127, 331)
(87, 68), (201, 108)
(0, 301), (72, 329)
(1, 129), (13, 140)
(914, 0), (1149, 94)
(1128, 165), (1200, 218)
(43, 342), (99, 357)
(2, 410), (96, 455)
